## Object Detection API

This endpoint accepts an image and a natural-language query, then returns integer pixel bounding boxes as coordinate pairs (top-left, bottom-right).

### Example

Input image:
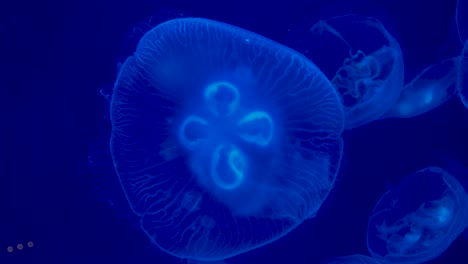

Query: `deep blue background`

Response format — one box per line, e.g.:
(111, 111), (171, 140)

(2, 0), (468, 263)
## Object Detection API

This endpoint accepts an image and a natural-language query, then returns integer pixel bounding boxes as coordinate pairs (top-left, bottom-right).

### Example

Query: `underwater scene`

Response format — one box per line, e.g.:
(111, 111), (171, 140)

(2, 0), (468, 263)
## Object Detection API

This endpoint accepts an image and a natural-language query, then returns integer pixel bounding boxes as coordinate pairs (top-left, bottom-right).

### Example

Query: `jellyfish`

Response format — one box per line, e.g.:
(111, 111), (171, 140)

(110, 18), (344, 261)
(381, 57), (459, 119)
(436, 155), (468, 231)
(367, 167), (468, 264)
(296, 14), (404, 129)
(327, 254), (382, 264)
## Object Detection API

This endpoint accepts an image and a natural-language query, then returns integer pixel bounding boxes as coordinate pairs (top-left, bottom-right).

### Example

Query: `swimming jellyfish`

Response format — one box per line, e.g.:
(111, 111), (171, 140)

(298, 14), (404, 129)
(110, 18), (344, 261)
(327, 254), (382, 264)
(367, 167), (468, 264)
(381, 57), (459, 119)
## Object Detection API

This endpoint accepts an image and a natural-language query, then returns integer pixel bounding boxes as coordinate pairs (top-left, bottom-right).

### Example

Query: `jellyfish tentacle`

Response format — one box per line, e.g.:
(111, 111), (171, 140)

(306, 14), (404, 129)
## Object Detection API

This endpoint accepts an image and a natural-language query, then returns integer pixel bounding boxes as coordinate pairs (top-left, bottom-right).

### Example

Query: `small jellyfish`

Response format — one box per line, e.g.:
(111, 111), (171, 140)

(381, 57), (459, 119)
(327, 254), (382, 264)
(367, 167), (468, 264)
(110, 18), (344, 261)
(302, 14), (404, 129)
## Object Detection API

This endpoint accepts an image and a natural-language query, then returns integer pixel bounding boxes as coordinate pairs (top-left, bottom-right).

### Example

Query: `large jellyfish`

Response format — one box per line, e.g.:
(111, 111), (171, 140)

(327, 254), (382, 264)
(110, 18), (344, 261)
(367, 167), (468, 264)
(381, 57), (459, 119)
(295, 14), (404, 129)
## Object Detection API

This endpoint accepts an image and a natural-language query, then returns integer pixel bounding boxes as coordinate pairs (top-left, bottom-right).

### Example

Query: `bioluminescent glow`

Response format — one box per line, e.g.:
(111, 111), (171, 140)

(110, 17), (344, 261)
(381, 57), (459, 119)
(303, 14), (404, 129)
(367, 167), (468, 264)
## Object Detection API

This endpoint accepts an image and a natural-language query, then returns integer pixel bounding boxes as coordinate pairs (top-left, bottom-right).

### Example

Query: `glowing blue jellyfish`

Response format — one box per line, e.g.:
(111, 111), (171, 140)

(327, 254), (381, 264)
(367, 167), (468, 264)
(303, 14), (404, 129)
(381, 57), (459, 119)
(110, 18), (344, 261)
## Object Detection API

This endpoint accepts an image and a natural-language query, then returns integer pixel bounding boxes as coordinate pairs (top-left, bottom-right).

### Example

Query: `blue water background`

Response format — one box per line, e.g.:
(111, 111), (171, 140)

(2, 0), (468, 263)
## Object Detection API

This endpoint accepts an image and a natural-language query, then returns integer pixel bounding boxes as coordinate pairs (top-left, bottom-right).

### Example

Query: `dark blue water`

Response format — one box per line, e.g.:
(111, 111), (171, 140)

(2, 0), (468, 263)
